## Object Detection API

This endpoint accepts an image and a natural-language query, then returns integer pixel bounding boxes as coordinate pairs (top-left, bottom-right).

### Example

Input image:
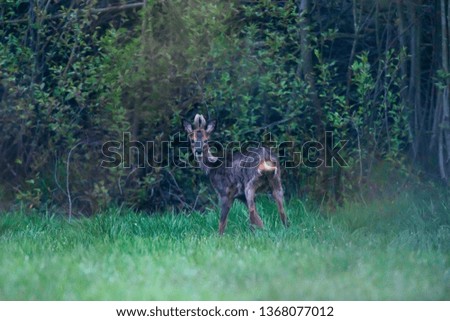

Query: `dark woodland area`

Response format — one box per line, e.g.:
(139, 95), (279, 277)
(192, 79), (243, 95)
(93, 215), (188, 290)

(0, 0), (449, 215)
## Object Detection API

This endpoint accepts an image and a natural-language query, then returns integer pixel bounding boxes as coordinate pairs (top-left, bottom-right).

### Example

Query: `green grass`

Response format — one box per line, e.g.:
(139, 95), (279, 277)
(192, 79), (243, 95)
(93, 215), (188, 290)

(0, 191), (449, 300)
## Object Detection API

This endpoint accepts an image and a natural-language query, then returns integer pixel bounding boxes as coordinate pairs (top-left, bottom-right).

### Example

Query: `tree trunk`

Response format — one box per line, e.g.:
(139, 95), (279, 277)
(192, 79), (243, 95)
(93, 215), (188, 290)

(407, 0), (422, 159)
(438, 0), (450, 182)
(296, 0), (322, 135)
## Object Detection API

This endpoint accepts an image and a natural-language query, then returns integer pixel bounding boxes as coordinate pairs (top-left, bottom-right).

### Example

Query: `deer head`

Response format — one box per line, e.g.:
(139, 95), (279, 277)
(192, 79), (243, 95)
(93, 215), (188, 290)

(183, 114), (217, 163)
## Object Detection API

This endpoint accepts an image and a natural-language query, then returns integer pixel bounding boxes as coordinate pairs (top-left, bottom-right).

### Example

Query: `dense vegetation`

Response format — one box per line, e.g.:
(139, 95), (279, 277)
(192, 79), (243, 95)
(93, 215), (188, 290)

(1, 0), (449, 214)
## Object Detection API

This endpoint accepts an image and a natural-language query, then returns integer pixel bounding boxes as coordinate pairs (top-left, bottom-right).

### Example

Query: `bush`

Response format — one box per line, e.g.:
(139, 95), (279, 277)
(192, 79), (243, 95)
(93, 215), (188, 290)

(0, 0), (426, 214)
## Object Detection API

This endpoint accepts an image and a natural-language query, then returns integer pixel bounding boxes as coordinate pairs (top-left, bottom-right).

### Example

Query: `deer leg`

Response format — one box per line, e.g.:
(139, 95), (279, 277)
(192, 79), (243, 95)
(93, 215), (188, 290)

(218, 195), (232, 235)
(270, 177), (289, 227)
(245, 184), (264, 228)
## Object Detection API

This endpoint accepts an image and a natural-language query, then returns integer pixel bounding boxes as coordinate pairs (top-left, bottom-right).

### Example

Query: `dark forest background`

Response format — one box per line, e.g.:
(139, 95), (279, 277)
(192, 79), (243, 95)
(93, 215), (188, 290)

(0, 0), (449, 215)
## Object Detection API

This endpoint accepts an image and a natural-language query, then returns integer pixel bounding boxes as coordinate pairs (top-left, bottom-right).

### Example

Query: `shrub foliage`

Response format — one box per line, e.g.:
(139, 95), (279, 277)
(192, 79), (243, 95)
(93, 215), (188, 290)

(0, 0), (448, 213)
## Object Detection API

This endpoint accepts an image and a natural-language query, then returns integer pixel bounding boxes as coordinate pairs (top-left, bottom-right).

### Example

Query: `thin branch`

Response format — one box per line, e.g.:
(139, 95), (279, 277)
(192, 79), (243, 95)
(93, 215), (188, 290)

(169, 191), (192, 211)
(118, 166), (138, 195)
(241, 116), (296, 135)
(91, 2), (145, 14)
(66, 141), (83, 220)
(1, 2), (145, 25)
(351, 117), (363, 187)
(54, 154), (67, 197)
(165, 169), (182, 193)
(192, 192), (200, 211)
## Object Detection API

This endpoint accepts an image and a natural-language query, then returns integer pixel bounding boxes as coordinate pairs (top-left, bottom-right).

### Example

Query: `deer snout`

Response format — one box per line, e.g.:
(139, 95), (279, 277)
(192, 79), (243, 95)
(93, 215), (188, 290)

(194, 141), (203, 155)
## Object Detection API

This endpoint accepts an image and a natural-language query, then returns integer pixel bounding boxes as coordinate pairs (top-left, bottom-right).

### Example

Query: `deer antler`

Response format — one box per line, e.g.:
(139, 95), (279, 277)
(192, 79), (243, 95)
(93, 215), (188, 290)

(199, 115), (206, 128)
(193, 114), (206, 129)
(193, 114), (200, 129)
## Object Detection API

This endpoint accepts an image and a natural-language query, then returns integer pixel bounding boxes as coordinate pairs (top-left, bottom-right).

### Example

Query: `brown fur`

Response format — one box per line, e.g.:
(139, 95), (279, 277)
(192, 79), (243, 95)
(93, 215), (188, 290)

(184, 114), (289, 234)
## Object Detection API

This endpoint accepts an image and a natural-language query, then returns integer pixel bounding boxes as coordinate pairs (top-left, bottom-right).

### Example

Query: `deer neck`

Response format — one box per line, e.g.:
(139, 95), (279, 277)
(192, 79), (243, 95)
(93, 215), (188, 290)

(196, 148), (219, 175)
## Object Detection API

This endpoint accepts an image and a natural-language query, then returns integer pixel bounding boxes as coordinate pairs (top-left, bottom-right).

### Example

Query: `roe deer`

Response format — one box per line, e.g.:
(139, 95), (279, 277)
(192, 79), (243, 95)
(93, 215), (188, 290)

(183, 114), (288, 234)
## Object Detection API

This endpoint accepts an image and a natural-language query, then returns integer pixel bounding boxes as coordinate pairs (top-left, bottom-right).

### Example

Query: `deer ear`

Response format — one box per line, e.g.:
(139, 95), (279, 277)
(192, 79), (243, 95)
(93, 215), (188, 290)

(206, 120), (216, 134)
(183, 120), (193, 134)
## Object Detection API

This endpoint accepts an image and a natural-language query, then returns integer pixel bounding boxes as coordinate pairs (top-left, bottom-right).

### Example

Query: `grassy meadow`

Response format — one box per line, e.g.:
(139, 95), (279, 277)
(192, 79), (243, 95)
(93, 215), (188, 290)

(0, 191), (449, 300)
